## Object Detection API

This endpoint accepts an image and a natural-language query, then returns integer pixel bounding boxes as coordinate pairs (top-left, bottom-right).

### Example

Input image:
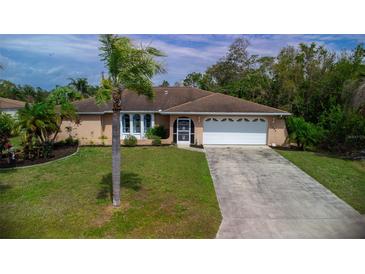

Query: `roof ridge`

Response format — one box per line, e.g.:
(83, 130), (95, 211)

(164, 93), (215, 111)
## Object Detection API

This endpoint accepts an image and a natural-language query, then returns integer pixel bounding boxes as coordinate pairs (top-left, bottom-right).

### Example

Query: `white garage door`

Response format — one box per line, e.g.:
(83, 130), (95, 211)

(203, 117), (267, 145)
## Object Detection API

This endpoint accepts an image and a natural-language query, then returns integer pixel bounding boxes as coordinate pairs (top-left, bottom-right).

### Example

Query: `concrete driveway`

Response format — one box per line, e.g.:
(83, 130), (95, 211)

(205, 146), (365, 238)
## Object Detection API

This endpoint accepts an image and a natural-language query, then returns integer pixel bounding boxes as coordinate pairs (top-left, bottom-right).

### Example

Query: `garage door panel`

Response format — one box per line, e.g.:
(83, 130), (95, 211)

(203, 118), (267, 145)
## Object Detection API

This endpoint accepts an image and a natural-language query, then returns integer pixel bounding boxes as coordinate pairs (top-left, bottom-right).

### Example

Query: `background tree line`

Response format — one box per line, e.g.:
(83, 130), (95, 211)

(0, 77), (99, 102)
(182, 38), (365, 152)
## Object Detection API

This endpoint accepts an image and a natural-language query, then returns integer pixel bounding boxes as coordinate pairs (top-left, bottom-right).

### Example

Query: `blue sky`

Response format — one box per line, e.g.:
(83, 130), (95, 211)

(0, 34), (364, 90)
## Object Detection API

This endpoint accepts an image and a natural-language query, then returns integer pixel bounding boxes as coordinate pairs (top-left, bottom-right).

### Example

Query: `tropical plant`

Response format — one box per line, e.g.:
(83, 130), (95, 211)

(123, 135), (137, 147)
(17, 103), (58, 143)
(0, 112), (15, 153)
(47, 86), (80, 142)
(145, 125), (167, 139)
(286, 116), (323, 150)
(97, 34), (165, 207)
(68, 77), (97, 98)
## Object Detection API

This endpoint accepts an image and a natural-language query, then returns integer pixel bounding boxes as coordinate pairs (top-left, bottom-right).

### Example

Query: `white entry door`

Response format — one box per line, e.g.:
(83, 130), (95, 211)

(177, 118), (191, 145)
(203, 117), (267, 145)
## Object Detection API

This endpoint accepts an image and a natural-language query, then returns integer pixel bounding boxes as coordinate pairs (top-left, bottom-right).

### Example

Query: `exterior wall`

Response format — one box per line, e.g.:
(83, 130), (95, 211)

(155, 113), (170, 136)
(57, 114), (104, 145)
(58, 113), (173, 146)
(58, 113), (288, 146)
(168, 114), (288, 146)
(101, 114), (113, 145)
(267, 116), (288, 146)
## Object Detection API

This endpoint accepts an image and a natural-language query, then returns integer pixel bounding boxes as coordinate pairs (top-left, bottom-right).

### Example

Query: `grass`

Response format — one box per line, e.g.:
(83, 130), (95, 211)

(275, 149), (365, 214)
(0, 147), (221, 238)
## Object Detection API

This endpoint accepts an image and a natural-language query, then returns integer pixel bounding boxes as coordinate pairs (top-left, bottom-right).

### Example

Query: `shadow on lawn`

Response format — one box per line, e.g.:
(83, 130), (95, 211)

(97, 172), (142, 201)
(0, 183), (12, 193)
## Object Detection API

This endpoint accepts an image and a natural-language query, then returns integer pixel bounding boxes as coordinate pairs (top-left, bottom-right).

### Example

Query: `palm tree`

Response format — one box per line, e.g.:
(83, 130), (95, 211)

(97, 35), (165, 207)
(68, 77), (89, 97)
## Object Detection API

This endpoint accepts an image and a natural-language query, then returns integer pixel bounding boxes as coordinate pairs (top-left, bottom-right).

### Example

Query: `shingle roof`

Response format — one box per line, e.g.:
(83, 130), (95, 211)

(0, 97), (26, 110)
(164, 92), (288, 114)
(73, 87), (289, 115)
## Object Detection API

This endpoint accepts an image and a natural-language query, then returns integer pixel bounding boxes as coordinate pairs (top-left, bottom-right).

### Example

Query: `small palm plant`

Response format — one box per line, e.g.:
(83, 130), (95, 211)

(97, 35), (165, 207)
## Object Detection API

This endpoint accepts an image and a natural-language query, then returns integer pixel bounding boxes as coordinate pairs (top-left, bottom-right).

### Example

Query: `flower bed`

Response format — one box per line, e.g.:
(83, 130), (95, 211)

(0, 144), (78, 169)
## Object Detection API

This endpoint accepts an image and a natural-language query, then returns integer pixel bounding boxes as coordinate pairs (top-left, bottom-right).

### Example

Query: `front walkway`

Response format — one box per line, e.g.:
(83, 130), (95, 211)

(205, 146), (365, 238)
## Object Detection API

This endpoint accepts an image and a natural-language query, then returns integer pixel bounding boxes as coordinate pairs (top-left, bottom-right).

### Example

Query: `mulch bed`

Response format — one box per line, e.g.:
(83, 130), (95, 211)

(0, 145), (78, 169)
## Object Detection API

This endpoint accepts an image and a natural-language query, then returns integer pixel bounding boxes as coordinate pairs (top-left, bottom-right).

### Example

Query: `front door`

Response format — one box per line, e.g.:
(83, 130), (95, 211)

(177, 118), (190, 145)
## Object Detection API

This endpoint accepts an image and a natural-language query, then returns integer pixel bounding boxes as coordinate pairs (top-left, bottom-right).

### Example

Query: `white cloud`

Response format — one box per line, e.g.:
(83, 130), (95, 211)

(1, 34), (364, 88)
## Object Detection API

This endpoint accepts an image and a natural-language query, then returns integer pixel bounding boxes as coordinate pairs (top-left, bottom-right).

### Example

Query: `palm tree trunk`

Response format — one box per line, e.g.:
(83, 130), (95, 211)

(112, 110), (121, 207)
(111, 87), (123, 207)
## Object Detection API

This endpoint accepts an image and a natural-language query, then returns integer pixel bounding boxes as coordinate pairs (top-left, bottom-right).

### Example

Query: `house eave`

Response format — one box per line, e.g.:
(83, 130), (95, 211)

(159, 111), (291, 116)
(77, 111), (291, 116)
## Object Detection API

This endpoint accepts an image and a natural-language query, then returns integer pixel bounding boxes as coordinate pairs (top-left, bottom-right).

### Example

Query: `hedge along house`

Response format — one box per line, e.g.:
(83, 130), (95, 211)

(57, 87), (291, 146)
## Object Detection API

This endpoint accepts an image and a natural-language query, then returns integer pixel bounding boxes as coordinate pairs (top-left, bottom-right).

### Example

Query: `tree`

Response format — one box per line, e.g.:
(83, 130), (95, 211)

(286, 116), (323, 150)
(0, 112), (15, 153)
(47, 86), (80, 142)
(0, 80), (48, 102)
(68, 77), (96, 98)
(183, 72), (203, 88)
(17, 86), (79, 151)
(17, 102), (58, 146)
(206, 38), (257, 88)
(160, 80), (170, 87)
(97, 35), (165, 207)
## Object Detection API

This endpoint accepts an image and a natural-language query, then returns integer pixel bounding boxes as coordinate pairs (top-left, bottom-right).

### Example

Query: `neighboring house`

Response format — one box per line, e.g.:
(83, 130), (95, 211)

(0, 97), (25, 116)
(58, 87), (290, 146)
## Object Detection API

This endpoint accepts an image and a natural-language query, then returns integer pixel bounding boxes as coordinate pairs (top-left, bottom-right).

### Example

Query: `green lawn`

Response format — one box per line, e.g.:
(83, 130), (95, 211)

(276, 149), (365, 214)
(0, 147), (221, 238)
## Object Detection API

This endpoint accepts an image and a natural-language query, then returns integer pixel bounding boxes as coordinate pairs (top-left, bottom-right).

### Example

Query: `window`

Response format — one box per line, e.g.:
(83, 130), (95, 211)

(228, 118), (234, 122)
(205, 118), (212, 122)
(122, 114), (130, 133)
(236, 118), (243, 122)
(133, 114), (141, 133)
(221, 118), (227, 121)
(244, 118), (250, 122)
(144, 114), (152, 132)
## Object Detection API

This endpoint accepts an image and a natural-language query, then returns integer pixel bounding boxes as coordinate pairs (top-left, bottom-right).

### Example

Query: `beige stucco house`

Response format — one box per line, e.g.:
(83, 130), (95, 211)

(58, 87), (290, 146)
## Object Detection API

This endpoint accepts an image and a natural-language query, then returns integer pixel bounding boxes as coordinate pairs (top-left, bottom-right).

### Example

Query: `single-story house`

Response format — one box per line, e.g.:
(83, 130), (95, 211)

(58, 87), (290, 146)
(0, 97), (25, 116)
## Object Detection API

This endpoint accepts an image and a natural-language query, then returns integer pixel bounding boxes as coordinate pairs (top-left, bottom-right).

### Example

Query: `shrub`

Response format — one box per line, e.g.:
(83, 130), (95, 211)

(286, 116), (324, 150)
(146, 125), (167, 139)
(0, 112), (15, 153)
(151, 136), (161, 146)
(319, 106), (365, 152)
(123, 135), (137, 147)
